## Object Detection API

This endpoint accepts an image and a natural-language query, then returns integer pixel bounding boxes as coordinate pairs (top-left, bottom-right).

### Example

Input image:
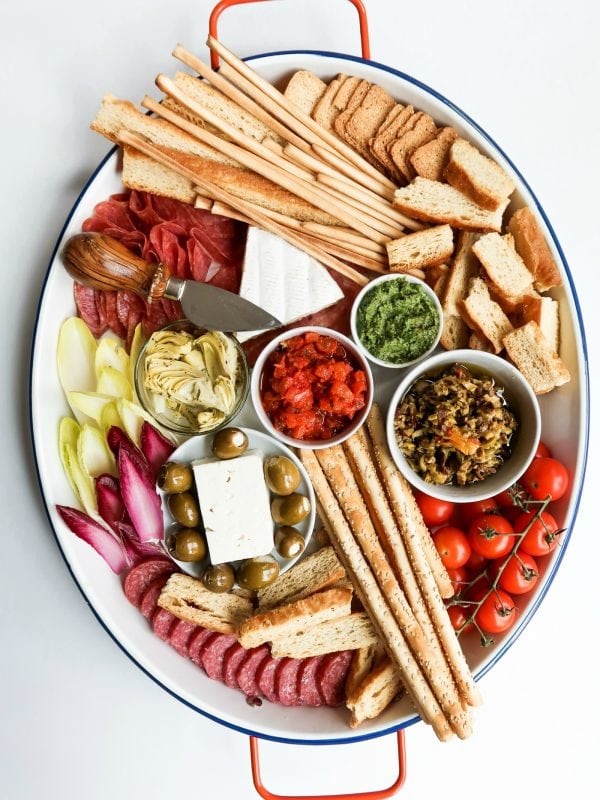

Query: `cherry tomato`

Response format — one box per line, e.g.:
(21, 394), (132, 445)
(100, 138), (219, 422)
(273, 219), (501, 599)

(497, 552), (539, 595)
(475, 589), (517, 635)
(535, 441), (552, 459)
(447, 604), (474, 633)
(521, 457), (569, 502)
(415, 492), (454, 527)
(465, 548), (489, 572)
(468, 514), (515, 560)
(467, 573), (492, 602)
(446, 566), (470, 595)
(494, 487), (517, 508)
(432, 526), (471, 569)
(460, 498), (498, 526)
(514, 510), (561, 557)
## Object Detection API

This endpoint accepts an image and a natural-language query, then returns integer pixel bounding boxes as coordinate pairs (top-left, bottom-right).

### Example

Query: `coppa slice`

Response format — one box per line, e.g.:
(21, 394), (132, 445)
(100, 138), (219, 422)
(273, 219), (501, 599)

(317, 651), (353, 706)
(236, 645), (271, 697)
(123, 557), (176, 607)
(140, 573), (173, 620)
(256, 656), (282, 703)
(298, 656), (326, 707)
(201, 634), (239, 681)
(275, 658), (304, 707)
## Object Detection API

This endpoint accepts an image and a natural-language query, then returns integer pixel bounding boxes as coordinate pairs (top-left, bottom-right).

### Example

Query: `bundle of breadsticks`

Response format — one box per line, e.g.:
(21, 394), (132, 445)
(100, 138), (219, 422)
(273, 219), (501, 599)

(300, 404), (482, 741)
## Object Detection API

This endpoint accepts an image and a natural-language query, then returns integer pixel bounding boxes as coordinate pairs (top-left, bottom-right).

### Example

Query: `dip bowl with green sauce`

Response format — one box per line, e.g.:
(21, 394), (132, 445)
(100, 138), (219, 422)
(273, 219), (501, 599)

(350, 274), (443, 368)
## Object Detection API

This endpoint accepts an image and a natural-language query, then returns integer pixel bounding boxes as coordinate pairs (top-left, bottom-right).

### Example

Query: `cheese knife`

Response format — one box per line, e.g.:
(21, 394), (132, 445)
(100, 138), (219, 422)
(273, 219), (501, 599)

(62, 232), (282, 333)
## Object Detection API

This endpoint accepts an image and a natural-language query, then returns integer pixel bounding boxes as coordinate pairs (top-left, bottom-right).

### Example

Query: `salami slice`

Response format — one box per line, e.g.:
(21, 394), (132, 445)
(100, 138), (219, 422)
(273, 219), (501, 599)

(169, 619), (198, 658)
(201, 634), (238, 681)
(223, 643), (248, 690)
(139, 574), (171, 620)
(317, 651), (353, 707)
(236, 645), (270, 697)
(151, 607), (177, 641)
(256, 656), (281, 704)
(188, 629), (219, 666)
(73, 283), (107, 338)
(275, 658), (304, 707)
(123, 557), (175, 607)
(297, 656), (326, 707)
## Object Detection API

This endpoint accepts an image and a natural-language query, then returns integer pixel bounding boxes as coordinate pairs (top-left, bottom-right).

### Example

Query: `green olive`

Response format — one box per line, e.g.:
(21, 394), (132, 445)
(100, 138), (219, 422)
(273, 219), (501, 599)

(168, 492), (200, 528)
(202, 563), (235, 593)
(237, 556), (280, 591)
(167, 528), (207, 562)
(264, 456), (301, 496)
(274, 526), (306, 559)
(157, 462), (193, 493)
(212, 427), (249, 460)
(271, 493), (311, 526)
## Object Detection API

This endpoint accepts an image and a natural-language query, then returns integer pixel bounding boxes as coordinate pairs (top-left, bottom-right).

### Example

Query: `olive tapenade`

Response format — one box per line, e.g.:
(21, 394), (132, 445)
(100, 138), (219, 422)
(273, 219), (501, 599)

(395, 363), (518, 485)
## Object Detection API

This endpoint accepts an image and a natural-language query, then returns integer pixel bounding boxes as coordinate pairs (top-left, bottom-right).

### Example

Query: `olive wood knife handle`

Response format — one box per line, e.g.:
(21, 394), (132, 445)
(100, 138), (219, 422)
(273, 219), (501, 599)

(62, 233), (168, 299)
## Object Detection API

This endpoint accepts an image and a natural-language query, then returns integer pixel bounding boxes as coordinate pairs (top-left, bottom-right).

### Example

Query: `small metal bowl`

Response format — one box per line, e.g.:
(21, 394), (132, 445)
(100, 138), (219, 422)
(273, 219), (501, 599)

(134, 320), (249, 437)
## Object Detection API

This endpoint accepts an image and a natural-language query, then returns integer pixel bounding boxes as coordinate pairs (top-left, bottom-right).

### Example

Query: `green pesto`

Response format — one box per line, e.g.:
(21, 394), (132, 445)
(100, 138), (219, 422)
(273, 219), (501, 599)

(356, 278), (439, 364)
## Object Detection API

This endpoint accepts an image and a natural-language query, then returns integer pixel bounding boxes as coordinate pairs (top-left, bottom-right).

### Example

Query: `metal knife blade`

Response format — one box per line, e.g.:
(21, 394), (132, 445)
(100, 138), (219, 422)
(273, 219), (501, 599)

(164, 276), (281, 333)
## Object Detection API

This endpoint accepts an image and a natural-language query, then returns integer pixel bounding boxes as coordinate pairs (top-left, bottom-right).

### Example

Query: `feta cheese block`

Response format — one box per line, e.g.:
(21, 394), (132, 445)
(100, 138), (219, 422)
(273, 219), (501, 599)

(192, 450), (274, 564)
(236, 227), (345, 342)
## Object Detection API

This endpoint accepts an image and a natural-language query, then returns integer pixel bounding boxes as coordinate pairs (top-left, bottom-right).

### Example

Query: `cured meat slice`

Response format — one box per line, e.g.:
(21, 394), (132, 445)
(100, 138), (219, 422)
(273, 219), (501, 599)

(188, 629), (219, 666)
(256, 656), (281, 704)
(123, 557), (176, 607)
(316, 651), (353, 707)
(223, 643), (248, 690)
(169, 619), (198, 658)
(275, 658), (304, 707)
(297, 656), (326, 707)
(201, 634), (238, 681)
(74, 283), (107, 338)
(104, 292), (127, 340)
(235, 645), (270, 697)
(151, 607), (177, 641)
(139, 574), (171, 620)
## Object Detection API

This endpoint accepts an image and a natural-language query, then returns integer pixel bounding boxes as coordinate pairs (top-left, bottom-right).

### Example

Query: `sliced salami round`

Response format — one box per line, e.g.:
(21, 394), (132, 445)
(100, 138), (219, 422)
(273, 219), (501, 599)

(256, 656), (281, 704)
(151, 607), (177, 641)
(201, 634), (238, 681)
(123, 557), (175, 608)
(236, 645), (270, 697)
(297, 656), (326, 707)
(139, 574), (171, 620)
(275, 658), (304, 707)
(223, 643), (248, 690)
(317, 651), (353, 707)
(169, 620), (198, 658)
(188, 629), (219, 666)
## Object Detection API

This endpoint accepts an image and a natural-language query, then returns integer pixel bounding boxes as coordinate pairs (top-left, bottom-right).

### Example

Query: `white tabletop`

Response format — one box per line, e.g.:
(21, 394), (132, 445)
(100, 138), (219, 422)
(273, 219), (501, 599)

(2, 1), (600, 797)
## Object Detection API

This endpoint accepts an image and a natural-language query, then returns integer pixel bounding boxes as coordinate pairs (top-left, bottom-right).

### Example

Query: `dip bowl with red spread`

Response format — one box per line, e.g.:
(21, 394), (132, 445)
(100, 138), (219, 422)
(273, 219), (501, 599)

(251, 327), (374, 449)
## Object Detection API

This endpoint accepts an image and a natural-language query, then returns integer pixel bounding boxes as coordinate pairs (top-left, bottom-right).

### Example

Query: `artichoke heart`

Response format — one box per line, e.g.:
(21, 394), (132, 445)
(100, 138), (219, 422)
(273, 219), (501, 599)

(143, 329), (239, 428)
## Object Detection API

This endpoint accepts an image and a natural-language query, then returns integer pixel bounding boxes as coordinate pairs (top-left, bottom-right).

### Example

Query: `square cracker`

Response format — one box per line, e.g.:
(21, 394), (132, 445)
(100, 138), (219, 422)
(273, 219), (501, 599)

(343, 85), (396, 166)
(389, 113), (438, 182)
(333, 79), (370, 138)
(312, 75), (346, 131)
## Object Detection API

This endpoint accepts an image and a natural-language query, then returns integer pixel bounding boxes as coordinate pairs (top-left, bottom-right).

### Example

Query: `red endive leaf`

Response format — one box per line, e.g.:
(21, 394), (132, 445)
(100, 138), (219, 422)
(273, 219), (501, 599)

(118, 447), (164, 543)
(56, 505), (127, 574)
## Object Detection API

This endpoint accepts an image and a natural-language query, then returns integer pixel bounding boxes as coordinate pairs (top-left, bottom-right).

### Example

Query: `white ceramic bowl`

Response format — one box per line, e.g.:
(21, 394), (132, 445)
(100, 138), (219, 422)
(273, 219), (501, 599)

(251, 326), (374, 450)
(350, 274), (443, 369)
(386, 349), (541, 503)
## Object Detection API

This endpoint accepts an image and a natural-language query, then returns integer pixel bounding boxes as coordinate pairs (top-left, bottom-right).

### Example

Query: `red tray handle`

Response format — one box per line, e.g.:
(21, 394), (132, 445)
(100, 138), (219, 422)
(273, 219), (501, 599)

(208, 0), (371, 69)
(249, 730), (406, 800)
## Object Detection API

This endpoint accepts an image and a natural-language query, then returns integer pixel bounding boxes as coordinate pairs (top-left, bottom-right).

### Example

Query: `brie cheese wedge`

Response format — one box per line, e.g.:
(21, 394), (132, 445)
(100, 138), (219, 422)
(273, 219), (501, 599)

(236, 227), (344, 342)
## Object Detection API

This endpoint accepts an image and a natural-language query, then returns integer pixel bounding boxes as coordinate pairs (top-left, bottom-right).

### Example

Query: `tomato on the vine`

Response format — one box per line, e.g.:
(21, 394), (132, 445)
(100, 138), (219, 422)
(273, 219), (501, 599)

(465, 548), (488, 572)
(432, 526), (471, 569)
(534, 441), (552, 459)
(415, 492), (454, 528)
(447, 604), (474, 633)
(515, 510), (561, 556)
(460, 498), (498, 526)
(493, 487), (518, 508)
(475, 589), (517, 635)
(521, 457), (569, 501)
(468, 514), (515, 560)
(446, 566), (470, 595)
(497, 552), (539, 595)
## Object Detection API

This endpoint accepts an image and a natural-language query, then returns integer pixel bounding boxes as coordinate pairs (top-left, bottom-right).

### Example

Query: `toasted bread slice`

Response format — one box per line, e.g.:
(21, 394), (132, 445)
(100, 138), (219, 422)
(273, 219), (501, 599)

(503, 321), (570, 394)
(468, 331), (494, 352)
(410, 126), (458, 181)
(270, 612), (378, 658)
(369, 105), (414, 181)
(520, 295), (560, 353)
(472, 232), (534, 309)
(441, 231), (480, 316)
(312, 75), (346, 131)
(387, 224), (454, 272)
(444, 138), (515, 211)
(393, 178), (508, 232)
(238, 587), (352, 649)
(376, 104), (405, 135)
(347, 658), (403, 728)
(345, 643), (380, 698)
(157, 573), (253, 634)
(332, 75), (361, 111)
(388, 113), (437, 183)
(460, 277), (514, 353)
(440, 312), (471, 350)
(334, 79), (370, 138)
(343, 85), (396, 167)
(507, 207), (562, 292)
(284, 70), (327, 116)
(257, 546), (346, 610)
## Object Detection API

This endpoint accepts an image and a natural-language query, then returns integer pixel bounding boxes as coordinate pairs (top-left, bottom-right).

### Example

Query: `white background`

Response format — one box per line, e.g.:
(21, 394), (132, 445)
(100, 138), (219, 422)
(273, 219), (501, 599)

(2, 0), (599, 797)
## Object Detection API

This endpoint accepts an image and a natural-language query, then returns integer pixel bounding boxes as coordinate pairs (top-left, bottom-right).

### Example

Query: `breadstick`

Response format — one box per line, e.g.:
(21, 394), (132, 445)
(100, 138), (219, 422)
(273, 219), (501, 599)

(343, 431), (472, 738)
(367, 405), (482, 706)
(299, 448), (452, 741)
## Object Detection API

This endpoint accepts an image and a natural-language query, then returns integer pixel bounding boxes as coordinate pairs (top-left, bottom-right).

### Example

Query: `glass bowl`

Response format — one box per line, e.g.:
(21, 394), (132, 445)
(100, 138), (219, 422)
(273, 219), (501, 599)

(134, 320), (249, 436)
